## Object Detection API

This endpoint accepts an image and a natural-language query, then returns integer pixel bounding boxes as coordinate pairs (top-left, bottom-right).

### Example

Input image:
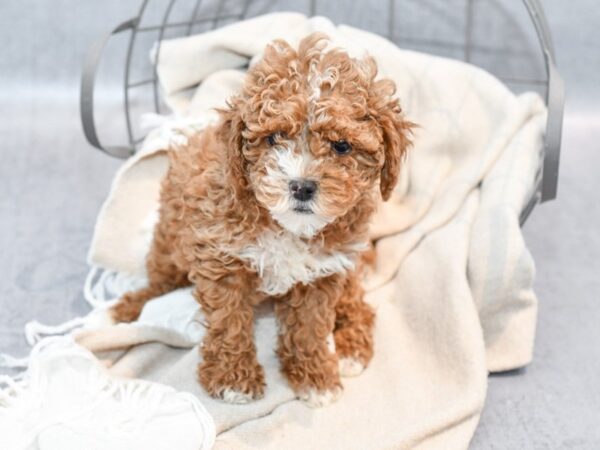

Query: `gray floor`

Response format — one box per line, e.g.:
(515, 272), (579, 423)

(1, 1), (599, 448)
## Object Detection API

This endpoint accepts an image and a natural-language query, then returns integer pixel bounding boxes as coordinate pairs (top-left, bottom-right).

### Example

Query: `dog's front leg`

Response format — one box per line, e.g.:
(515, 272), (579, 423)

(195, 271), (265, 403)
(275, 274), (344, 408)
(334, 272), (375, 377)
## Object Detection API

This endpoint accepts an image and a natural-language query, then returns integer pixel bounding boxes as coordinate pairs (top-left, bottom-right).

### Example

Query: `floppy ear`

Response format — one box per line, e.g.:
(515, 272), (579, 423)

(216, 95), (249, 197)
(373, 80), (414, 201)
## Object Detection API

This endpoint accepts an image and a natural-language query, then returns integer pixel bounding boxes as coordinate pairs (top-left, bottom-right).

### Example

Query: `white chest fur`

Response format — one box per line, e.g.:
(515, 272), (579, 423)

(238, 230), (361, 296)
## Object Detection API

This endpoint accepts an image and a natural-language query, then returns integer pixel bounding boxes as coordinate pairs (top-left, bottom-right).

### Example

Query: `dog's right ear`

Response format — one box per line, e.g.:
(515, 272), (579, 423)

(371, 79), (414, 201)
(216, 95), (248, 195)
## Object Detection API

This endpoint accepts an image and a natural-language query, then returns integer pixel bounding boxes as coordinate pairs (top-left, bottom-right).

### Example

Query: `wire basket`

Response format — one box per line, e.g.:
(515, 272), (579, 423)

(80, 0), (564, 223)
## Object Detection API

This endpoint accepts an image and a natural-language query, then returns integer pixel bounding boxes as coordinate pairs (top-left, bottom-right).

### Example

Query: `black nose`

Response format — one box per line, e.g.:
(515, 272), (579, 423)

(289, 179), (317, 201)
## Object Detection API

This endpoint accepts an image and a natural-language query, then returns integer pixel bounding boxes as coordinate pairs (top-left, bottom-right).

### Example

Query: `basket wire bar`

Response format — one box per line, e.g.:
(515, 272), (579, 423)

(80, 17), (139, 158)
(137, 15), (241, 32)
(464, 0), (474, 62)
(241, 0), (252, 18)
(388, 0), (395, 41)
(127, 78), (155, 88)
(153, 0), (178, 114)
(80, 0), (564, 217)
(523, 0), (563, 202)
(122, 1), (151, 157)
(211, 0), (226, 29)
(187, 0), (205, 35)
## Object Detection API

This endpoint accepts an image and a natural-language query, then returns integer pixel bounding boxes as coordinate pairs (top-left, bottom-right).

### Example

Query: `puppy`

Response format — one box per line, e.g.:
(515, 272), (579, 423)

(111, 33), (413, 407)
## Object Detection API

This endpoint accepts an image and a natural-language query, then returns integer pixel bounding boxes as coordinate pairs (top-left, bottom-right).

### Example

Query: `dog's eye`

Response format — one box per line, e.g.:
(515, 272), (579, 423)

(267, 133), (279, 146)
(331, 140), (352, 155)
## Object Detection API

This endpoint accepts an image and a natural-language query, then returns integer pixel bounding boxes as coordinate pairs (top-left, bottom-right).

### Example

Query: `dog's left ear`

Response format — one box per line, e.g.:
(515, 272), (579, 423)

(216, 95), (248, 195)
(373, 79), (414, 201)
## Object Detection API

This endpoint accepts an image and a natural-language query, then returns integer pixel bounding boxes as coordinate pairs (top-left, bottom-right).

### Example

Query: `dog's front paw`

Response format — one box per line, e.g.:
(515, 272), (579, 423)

(221, 388), (258, 404)
(279, 349), (343, 407)
(215, 380), (265, 404)
(198, 360), (266, 403)
(298, 385), (343, 408)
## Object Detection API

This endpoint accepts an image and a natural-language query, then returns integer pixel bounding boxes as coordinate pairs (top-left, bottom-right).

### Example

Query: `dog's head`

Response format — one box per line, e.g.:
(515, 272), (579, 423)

(219, 33), (413, 238)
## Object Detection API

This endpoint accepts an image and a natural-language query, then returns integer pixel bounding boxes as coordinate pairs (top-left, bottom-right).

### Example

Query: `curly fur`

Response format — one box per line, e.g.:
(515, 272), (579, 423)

(111, 33), (414, 407)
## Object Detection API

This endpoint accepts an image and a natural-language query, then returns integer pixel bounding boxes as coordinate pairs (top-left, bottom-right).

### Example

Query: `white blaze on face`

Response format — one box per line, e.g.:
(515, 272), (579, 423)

(262, 136), (333, 238)
(307, 59), (337, 124)
(308, 62), (322, 105)
(272, 143), (311, 180)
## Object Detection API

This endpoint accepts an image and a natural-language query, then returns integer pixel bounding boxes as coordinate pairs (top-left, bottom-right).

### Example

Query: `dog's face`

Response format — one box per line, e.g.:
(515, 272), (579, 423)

(220, 34), (412, 238)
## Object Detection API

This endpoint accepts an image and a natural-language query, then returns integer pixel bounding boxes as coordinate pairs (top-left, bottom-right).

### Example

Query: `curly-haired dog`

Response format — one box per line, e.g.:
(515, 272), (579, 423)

(111, 33), (413, 407)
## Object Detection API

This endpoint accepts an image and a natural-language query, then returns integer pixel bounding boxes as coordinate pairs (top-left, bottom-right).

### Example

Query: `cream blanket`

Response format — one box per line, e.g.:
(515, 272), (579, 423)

(2, 13), (546, 450)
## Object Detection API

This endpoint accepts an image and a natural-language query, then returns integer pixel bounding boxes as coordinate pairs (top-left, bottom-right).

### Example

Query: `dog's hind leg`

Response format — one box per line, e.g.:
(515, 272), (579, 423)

(110, 219), (190, 323)
(334, 273), (375, 377)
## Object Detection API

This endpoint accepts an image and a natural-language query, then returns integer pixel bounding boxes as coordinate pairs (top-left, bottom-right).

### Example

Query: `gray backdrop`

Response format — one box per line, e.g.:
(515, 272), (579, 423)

(0, 1), (599, 448)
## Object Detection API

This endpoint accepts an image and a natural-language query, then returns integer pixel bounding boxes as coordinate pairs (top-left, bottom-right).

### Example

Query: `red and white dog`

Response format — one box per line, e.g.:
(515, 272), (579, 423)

(111, 33), (413, 407)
